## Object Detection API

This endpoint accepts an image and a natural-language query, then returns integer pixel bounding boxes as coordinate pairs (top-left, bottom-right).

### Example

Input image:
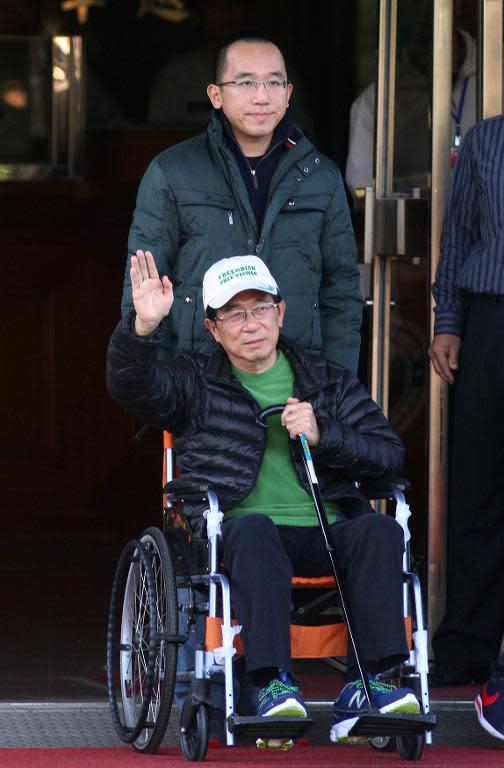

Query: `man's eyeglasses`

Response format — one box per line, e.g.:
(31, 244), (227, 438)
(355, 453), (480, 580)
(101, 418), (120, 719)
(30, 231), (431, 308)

(216, 302), (279, 326)
(216, 79), (289, 92)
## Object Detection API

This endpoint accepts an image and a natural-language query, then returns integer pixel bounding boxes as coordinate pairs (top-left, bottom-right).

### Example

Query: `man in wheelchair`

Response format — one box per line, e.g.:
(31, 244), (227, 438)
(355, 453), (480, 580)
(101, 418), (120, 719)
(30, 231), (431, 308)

(106, 250), (421, 748)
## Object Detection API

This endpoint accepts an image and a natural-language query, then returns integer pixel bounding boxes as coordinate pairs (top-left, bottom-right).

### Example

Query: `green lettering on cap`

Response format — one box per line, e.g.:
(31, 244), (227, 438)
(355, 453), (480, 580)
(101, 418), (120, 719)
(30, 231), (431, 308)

(217, 264), (257, 284)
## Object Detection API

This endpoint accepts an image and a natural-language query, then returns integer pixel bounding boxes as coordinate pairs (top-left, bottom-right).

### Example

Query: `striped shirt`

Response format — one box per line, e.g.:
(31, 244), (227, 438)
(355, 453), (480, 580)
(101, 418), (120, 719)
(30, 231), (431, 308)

(432, 114), (504, 336)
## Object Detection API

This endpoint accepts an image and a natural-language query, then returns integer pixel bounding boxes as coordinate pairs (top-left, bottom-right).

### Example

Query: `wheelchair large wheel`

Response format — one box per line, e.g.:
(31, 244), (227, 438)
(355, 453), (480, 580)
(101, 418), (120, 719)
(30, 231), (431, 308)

(180, 699), (210, 762)
(107, 539), (158, 743)
(132, 526), (179, 753)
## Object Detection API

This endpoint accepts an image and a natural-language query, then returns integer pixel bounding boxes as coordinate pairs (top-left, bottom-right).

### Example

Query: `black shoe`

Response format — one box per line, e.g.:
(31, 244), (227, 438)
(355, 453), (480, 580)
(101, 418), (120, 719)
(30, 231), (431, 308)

(429, 662), (489, 687)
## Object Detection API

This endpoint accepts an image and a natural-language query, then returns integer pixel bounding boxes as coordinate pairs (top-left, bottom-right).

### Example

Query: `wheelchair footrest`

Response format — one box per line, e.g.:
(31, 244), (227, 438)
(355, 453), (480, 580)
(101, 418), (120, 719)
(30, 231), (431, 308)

(227, 714), (313, 739)
(349, 712), (437, 738)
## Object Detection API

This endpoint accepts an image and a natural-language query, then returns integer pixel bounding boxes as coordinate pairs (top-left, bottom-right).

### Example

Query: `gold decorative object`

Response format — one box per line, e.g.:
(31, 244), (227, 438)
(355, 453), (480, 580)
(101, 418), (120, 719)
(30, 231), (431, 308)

(61, 0), (105, 25)
(137, 0), (189, 23)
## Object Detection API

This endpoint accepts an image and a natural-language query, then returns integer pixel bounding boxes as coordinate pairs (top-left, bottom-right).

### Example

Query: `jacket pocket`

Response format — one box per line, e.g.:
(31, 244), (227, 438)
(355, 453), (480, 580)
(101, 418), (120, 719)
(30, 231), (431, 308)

(279, 192), (331, 214)
(271, 193), (330, 257)
(171, 292), (217, 354)
(170, 293), (197, 350)
(281, 293), (322, 355)
(176, 191), (237, 236)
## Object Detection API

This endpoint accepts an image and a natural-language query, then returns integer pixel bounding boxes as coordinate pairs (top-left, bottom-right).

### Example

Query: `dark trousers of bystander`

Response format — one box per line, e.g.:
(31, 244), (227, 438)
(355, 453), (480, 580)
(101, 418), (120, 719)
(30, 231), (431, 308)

(221, 511), (408, 678)
(433, 295), (504, 674)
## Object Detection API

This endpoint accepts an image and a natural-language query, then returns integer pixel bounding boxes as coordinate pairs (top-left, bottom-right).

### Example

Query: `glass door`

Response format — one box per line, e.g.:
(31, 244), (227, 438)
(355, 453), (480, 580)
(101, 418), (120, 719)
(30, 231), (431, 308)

(360, 0), (503, 643)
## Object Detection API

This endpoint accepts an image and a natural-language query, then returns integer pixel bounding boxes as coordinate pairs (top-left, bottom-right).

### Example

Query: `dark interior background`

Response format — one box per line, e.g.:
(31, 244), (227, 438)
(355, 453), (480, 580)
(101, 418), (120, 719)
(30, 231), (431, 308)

(1, 0), (448, 699)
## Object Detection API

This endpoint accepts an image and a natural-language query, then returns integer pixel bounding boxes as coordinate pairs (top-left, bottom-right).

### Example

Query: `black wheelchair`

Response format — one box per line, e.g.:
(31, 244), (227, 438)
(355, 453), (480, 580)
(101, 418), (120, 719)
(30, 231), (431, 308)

(106, 412), (436, 761)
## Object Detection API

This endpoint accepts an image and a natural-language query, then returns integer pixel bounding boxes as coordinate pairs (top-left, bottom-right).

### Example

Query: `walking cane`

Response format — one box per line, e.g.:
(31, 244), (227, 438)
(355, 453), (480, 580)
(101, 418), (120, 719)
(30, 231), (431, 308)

(257, 404), (436, 759)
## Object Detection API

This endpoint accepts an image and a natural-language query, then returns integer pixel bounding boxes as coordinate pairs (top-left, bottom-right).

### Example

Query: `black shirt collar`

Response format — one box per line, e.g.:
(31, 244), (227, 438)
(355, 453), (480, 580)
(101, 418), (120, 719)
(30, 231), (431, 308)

(215, 108), (299, 156)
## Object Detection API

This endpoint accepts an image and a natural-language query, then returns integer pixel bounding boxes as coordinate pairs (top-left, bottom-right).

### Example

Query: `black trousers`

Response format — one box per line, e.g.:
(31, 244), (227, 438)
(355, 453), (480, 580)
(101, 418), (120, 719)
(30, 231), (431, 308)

(221, 511), (408, 675)
(433, 295), (504, 669)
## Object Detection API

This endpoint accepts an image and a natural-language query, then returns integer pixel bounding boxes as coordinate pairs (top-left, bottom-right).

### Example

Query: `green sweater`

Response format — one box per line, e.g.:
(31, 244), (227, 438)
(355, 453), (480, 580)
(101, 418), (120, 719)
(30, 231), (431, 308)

(228, 351), (341, 526)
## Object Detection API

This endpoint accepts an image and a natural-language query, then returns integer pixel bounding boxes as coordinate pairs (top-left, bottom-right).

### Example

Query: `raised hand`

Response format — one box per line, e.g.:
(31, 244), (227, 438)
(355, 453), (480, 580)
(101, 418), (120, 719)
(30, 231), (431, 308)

(131, 249), (174, 336)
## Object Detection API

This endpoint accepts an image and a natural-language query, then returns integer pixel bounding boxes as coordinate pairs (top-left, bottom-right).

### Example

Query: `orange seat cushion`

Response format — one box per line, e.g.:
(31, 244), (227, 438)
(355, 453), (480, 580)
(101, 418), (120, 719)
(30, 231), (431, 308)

(205, 615), (412, 658)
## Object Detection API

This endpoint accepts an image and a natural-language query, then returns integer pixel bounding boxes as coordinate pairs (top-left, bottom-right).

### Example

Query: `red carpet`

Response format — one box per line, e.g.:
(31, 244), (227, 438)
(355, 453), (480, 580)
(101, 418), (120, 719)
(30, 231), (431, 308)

(1, 744), (504, 767)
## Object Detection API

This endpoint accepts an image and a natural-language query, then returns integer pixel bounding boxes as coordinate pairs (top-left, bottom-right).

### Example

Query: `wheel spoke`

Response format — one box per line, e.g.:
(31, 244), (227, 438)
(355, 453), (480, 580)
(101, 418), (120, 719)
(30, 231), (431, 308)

(108, 530), (178, 753)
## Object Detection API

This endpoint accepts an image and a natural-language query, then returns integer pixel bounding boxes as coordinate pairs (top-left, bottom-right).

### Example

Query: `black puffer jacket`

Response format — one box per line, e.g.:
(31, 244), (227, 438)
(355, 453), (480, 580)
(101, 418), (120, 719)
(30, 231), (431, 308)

(106, 313), (404, 536)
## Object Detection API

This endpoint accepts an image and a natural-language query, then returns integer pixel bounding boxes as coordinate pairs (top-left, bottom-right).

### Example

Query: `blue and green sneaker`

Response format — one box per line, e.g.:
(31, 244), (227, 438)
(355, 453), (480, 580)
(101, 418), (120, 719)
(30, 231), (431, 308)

(330, 676), (420, 744)
(256, 670), (307, 750)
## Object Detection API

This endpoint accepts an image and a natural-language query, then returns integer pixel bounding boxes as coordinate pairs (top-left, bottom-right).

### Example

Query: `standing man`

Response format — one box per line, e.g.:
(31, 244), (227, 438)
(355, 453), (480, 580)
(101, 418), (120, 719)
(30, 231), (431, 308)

(428, 114), (504, 686)
(122, 34), (362, 372)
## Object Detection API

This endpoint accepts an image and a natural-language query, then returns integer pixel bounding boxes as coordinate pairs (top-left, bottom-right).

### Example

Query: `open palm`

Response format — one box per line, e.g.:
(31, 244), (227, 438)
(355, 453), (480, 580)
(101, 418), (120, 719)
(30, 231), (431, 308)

(131, 250), (174, 333)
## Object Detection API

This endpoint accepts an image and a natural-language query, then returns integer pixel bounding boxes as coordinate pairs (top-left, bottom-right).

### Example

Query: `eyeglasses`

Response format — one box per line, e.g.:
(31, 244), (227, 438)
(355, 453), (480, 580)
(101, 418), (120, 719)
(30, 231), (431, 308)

(216, 79), (289, 92)
(216, 302), (279, 326)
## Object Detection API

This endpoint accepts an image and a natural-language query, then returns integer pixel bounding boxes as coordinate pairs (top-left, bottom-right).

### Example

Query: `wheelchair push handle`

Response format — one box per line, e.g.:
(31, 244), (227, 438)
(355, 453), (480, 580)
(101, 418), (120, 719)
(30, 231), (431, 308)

(256, 403), (286, 428)
(257, 404), (315, 470)
(257, 405), (316, 468)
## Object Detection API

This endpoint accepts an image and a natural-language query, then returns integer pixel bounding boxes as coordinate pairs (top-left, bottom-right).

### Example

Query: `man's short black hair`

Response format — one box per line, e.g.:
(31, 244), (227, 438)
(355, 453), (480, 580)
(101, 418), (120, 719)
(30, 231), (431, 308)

(214, 33), (287, 83)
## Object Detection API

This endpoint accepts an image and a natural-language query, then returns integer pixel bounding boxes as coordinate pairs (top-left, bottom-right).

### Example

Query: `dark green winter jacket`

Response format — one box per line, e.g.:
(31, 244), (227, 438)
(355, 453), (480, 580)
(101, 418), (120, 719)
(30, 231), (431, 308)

(121, 110), (363, 372)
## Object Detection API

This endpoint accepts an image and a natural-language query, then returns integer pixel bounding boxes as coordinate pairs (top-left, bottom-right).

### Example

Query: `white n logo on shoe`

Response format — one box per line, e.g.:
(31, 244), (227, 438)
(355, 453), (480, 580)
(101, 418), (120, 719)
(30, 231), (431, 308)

(348, 690), (368, 710)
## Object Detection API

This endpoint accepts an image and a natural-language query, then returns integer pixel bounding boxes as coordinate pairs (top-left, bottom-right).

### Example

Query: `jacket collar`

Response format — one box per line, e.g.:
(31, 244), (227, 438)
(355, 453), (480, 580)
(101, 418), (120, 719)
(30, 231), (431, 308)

(204, 335), (335, 399)
(209, 108), (303, 154)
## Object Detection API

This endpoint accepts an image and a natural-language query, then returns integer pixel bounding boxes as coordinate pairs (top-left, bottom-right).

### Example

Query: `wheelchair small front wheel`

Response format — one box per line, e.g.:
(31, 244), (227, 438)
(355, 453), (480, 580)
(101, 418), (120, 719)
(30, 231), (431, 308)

(369, 735), (396, 751)
(180, 700), (210, 762)
(397, 732), (425, 761)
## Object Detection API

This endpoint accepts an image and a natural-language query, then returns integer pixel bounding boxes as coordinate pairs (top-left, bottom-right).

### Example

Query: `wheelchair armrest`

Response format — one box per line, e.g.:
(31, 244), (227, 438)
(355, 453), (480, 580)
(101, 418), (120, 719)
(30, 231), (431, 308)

(359, 477), (411, 500)
(165, 480), (222, 544)
(164, 479), (211, 503)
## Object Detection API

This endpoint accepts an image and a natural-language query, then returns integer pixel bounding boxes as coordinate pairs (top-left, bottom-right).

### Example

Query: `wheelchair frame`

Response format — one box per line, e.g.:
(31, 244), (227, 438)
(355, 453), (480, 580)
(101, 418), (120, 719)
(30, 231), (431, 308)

(106, 421), (436, 761)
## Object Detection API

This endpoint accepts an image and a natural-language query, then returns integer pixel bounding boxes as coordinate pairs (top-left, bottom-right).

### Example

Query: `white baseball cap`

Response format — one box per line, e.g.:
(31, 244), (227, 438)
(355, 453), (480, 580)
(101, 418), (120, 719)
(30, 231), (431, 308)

(202, 255), (279, 310)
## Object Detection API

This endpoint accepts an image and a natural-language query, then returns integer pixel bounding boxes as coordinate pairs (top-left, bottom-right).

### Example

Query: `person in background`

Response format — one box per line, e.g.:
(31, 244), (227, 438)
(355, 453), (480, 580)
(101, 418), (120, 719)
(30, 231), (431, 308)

(148, 0), (314, 136)
(345, 24), (478, 195)
(429, 114), (504, 687)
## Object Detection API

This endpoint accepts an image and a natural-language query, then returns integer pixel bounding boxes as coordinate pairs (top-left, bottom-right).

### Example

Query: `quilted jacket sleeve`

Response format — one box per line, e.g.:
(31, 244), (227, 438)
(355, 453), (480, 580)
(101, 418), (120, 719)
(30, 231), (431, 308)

(312, 369), (404, 480)
(106, 313), (195, 434)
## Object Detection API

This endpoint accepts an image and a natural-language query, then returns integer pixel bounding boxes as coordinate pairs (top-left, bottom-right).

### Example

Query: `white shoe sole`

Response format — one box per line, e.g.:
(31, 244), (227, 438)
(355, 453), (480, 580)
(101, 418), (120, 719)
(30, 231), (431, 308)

(330, 716), (360, 743)
(261, 698), (308, 718)
(256, 698), (307, 750)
